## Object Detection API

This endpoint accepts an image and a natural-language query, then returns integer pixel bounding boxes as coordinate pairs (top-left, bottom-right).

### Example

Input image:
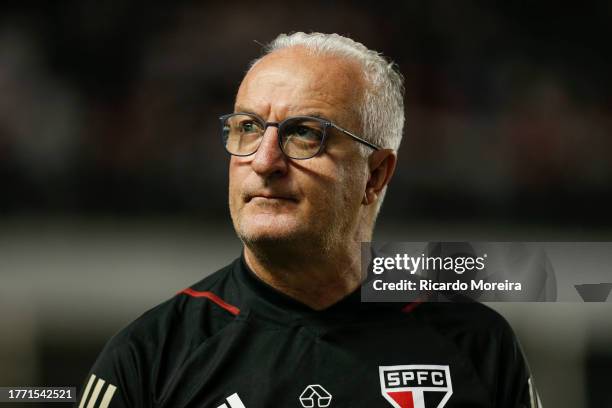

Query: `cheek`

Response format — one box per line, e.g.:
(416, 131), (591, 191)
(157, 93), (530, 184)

(305, 160), (365, 212)
(337, 164), (368, 212)
(228, 161), (246, 211)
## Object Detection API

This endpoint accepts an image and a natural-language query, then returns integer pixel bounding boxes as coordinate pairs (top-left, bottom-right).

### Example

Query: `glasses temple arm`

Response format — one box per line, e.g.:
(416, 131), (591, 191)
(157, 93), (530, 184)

(331, 124), (381, 150)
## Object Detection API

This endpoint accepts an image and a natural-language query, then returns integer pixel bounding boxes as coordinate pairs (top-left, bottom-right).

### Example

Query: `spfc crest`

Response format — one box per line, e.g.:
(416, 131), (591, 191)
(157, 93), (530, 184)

(379, 365), (452, 408)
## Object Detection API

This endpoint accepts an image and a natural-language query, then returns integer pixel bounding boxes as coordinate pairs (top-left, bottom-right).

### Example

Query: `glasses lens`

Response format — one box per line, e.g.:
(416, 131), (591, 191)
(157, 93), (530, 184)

(222, 114), (264, 156)
(280, 117), (325, 159)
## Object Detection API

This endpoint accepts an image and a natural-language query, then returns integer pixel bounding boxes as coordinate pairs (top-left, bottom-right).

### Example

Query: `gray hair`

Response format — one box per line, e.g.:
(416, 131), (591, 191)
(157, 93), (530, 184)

(253, 32), (405, 152)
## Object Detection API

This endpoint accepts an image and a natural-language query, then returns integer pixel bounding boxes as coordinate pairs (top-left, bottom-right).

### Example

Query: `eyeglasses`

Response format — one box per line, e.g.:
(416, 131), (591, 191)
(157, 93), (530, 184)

(220, 112), (380, 160)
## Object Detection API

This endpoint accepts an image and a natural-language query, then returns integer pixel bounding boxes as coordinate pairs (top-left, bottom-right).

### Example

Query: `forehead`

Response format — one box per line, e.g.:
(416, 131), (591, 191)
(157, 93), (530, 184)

(236, 47), (364, 123)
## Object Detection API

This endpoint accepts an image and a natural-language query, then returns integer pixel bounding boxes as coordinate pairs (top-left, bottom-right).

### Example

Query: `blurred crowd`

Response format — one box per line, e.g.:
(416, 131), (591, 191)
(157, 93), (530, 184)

(1, 1), (611, 224)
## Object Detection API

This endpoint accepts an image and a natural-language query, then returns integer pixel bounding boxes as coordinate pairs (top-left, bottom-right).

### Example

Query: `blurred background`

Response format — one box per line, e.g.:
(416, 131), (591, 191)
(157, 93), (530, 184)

(0, 0), (611, 406)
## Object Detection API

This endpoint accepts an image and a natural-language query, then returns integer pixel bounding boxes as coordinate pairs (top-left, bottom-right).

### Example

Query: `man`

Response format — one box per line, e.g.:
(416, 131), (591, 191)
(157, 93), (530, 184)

(78, 32), (541, 408)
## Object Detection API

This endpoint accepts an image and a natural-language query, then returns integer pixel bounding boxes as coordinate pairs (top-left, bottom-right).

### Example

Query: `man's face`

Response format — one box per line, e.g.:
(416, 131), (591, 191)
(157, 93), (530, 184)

(228, 47), (369, 252)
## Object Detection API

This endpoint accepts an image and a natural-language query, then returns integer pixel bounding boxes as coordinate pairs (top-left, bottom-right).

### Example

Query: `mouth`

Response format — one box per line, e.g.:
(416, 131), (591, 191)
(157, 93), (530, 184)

(245, 193), (298, 203)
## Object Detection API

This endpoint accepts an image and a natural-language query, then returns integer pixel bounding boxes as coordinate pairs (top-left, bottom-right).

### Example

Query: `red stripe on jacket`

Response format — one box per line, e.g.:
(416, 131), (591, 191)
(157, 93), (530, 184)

(179, 288), (240, 316)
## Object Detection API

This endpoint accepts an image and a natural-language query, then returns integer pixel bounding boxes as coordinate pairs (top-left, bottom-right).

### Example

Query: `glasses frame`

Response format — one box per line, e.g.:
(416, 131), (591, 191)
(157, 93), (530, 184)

(219, 112), (380, 160)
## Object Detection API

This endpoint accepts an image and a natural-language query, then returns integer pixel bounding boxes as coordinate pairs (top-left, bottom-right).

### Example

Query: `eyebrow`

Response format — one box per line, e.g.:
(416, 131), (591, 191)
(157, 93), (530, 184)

(234, 106), (260, 117)
(300, 111), (329, 121)
(233, 106), (331, 122)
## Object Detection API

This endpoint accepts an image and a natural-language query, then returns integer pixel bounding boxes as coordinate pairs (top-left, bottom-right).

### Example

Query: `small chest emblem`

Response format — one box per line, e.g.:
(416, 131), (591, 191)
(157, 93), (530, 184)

(299, 384), (332, 408)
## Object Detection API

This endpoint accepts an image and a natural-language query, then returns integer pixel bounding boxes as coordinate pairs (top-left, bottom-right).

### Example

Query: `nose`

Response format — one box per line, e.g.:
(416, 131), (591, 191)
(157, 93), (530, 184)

(250, 125), (288, 177)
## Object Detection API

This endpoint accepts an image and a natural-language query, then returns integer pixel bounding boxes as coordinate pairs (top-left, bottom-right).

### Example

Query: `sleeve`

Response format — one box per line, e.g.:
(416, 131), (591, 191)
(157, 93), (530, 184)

(495, 322), (543, 408)
(75, 334), (145, 408)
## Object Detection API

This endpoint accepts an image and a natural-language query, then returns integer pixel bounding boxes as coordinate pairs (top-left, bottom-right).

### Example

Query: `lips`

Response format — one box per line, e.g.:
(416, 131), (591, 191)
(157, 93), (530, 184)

(245, 192), (298, 203)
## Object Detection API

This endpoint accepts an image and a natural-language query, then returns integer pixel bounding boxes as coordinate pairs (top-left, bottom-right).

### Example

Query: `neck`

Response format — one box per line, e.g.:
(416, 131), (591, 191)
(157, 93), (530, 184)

(243, 240), (363, 311)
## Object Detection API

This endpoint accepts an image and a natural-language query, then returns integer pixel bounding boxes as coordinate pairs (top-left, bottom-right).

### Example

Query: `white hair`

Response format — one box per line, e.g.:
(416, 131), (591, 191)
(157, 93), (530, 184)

(253, 32), (405, 152)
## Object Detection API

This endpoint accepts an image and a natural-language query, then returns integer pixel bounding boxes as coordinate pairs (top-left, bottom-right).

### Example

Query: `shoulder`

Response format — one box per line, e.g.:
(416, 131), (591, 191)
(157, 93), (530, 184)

(79, 259), (243, 407)
(413, 301), (532, 391)
(102, 258), (241, 356)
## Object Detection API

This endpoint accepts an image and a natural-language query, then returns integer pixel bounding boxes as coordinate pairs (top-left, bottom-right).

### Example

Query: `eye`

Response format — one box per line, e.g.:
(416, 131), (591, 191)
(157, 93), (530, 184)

(285, 124), (323, 141)
(239, 120), (262, 133)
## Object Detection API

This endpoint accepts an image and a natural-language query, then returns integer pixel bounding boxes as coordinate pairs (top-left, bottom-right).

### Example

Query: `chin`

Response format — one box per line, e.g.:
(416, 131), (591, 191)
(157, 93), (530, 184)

(238, 214), (305, 243)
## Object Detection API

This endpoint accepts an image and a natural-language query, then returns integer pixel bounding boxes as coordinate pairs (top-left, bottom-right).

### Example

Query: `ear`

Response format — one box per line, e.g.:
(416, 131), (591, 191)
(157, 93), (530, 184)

(363, 149), (397, 205)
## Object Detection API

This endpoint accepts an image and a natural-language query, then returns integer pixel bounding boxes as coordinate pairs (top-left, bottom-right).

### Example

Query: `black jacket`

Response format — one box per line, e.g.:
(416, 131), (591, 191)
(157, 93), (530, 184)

(77, 256), (540, 408)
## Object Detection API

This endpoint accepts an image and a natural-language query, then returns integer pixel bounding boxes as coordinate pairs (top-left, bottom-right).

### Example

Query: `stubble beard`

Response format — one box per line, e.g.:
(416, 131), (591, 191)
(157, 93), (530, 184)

(233, 202), (354, 271)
